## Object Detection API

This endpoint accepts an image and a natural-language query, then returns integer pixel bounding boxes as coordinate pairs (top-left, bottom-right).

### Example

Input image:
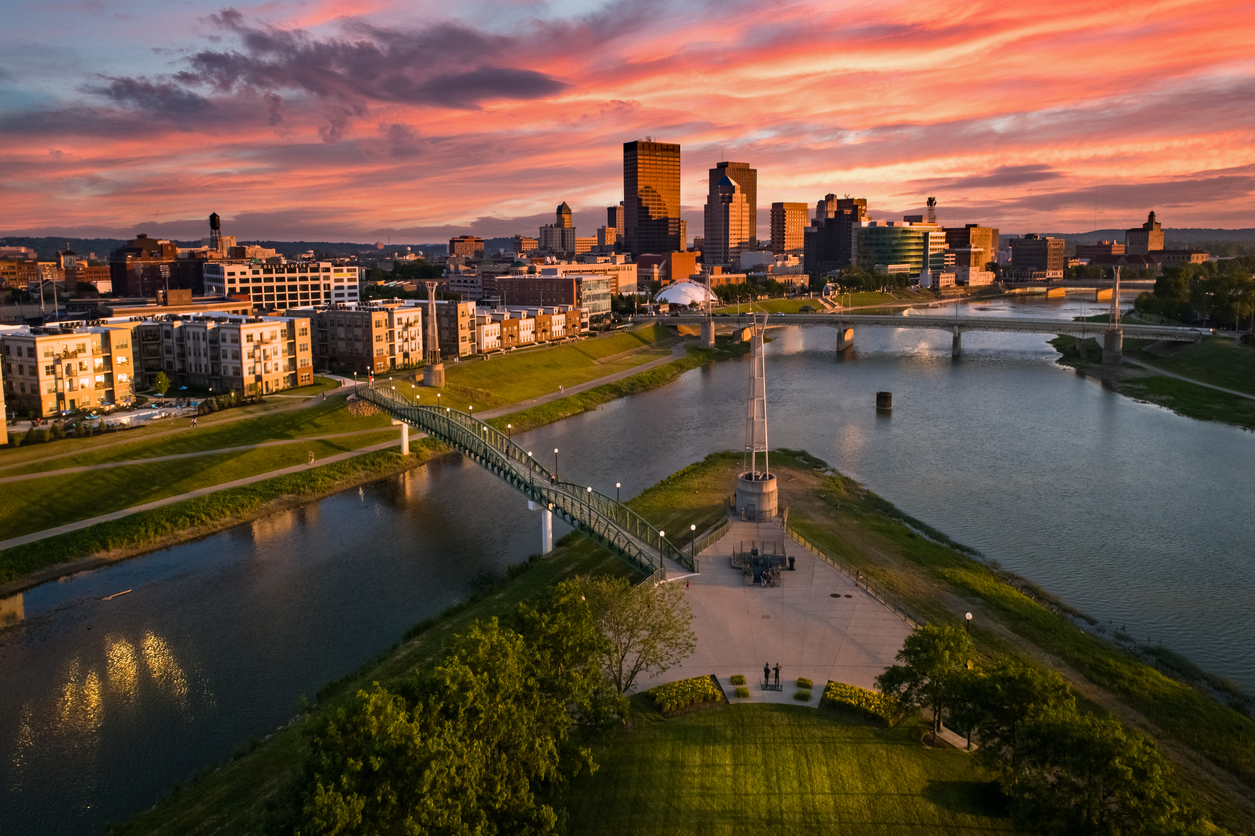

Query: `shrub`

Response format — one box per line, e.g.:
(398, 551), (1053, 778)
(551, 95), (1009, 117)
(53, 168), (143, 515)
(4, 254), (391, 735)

(7, 433), (20, 447)
(730, 674), (746, 686)
(646, 675), (722, 714)
(821, 681), (897, 726)
(796, 677), (813, 689)
(734, 687), (750, 699)
(794, 689), (812, 701)
(49, 422), (64, 440)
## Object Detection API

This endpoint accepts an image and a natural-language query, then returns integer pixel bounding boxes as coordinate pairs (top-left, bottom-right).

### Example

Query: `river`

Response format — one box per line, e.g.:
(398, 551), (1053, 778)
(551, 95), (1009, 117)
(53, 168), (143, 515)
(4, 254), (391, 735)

(2, 294), (1253, 834)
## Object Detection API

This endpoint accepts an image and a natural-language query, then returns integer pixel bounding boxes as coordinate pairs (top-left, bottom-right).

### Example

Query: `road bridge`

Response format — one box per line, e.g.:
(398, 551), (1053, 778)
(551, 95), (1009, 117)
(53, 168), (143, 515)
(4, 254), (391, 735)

(357, 385), (691, 577)
(634, 312), (1210, 361)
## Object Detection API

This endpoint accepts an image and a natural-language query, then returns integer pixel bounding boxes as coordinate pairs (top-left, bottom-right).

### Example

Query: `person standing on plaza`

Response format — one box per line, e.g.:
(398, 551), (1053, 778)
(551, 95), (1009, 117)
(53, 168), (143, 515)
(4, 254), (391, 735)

(764, 662), (770, 686)
(773, 663), (781, 688)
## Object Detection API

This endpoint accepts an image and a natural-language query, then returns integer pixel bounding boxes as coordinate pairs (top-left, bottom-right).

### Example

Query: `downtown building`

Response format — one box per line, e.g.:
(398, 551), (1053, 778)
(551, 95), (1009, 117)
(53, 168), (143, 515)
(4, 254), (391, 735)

(203, 261), (360, 309)
(1009, 234), (1066, 279)
(304, 302), (423, 375)
(804, 195), (869, 282)
(538, 202), (577, 258)
(623, 140), (684, 256)
(771, 202), (809, 255)
(497, 272), (612, 320)
(1125, 211), (1165, 255)
(853, 218), (948, 279)
(703, 165), (753, 268)
(709, 162), (758, 246)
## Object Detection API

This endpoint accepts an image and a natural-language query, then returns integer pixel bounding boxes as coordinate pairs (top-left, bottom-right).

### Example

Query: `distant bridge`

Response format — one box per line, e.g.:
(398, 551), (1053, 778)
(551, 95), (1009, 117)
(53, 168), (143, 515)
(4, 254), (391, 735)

(632, 312), (1211, 358)
(357, 385), (692, 575)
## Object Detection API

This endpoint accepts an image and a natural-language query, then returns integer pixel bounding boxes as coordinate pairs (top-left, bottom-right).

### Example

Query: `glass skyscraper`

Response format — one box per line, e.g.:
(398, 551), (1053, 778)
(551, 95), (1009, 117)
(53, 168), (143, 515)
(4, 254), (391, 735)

(623, 140), (682, 256)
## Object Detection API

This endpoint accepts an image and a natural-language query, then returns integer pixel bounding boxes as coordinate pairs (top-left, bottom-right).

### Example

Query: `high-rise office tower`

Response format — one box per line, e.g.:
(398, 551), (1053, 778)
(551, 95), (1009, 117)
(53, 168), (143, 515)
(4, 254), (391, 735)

(803, 195), (868, 282)
(556, 201), (573, 229)
(709, 162), (757, 245)
(771, 202), (809, 255)
(539, 202), (576, 258)
(623, 140), (682, 256)
(704, 175), (750, 266)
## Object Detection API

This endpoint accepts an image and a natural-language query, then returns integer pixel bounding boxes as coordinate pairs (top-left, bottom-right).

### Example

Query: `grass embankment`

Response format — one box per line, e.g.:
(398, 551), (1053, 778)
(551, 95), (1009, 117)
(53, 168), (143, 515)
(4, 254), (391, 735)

(563, 704), (1017, 835)
(0, 429), (400, 540)
(0, 443), (442, 587)
(1052, 335), (1255, 431)
(416, 324), (677, 409)
(111, 451), (1014, 836)
(776, 452), (1255, 832)
(486, 339), (751, 435)
(3, 397), (391, 475)
(713, 298), (825, 315)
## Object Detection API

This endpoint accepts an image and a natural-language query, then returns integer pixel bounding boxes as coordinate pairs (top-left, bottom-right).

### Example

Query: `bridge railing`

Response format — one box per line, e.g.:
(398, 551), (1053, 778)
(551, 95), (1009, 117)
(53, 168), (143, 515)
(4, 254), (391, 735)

(357, 386), (690, 573)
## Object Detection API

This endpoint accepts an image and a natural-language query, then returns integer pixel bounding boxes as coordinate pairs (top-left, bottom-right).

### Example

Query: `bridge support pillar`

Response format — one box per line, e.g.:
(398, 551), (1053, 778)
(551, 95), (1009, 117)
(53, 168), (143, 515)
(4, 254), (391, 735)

(835, 327), (854, 352)
(423, 362), (445, 388)
(529, 500), (554, 553)
(400, 422), (410, 455)
(1102, 329), (1123, 365)
(1077, 335), (1088, 360)
(951, 328), (962, 358)
(701, 319), (716, 347)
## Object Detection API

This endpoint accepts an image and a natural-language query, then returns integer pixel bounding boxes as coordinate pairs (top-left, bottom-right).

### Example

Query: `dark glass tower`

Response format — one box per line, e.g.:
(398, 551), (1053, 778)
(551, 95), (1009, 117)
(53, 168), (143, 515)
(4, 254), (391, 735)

(623, 140), (682, 256)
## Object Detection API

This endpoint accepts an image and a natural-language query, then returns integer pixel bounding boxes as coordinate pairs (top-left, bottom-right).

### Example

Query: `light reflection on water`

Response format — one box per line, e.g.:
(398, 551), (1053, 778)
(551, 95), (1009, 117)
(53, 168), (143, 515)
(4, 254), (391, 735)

(2, 294), (1252, 834)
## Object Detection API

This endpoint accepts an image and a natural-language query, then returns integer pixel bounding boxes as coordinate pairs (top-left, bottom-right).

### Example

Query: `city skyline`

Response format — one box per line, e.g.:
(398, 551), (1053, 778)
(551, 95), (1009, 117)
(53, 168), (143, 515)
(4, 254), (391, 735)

(2, 0), (1254, 241)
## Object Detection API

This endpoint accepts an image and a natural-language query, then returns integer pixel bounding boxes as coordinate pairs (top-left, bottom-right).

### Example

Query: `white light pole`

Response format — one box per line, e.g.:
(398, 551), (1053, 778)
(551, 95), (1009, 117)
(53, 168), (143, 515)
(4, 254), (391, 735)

(554, 447), (559, 480)
(965, 612), (973, 634)
(616, 481), (621, 502)
(691, 523), (697, 563)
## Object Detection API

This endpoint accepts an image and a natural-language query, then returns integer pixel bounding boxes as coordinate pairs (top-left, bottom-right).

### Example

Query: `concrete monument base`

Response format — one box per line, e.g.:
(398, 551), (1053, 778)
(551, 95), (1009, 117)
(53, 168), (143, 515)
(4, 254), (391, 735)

(736, 471), (778, 521)
(423, 362), (445, 387)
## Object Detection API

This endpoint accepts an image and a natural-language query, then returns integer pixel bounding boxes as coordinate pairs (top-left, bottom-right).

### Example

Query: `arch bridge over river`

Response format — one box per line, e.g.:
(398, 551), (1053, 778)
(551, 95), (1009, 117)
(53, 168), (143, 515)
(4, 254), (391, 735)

(356, 385), (693, 576)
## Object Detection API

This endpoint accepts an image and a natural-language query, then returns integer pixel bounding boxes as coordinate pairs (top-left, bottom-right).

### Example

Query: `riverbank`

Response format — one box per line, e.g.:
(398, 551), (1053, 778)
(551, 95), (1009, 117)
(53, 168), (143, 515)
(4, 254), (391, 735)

(110, 450), (1252, 835)
(1050, 335), (1255, 431)
(0, 442), (448, 594)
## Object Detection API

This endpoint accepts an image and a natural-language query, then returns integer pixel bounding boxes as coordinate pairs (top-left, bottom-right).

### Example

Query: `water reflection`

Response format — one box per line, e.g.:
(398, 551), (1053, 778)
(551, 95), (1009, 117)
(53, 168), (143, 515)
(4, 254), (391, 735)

(0, 592), (24, 626)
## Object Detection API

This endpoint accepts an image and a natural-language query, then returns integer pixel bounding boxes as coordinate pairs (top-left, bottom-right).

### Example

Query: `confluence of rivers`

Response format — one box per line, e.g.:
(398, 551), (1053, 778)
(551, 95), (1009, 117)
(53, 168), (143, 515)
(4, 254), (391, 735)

(1, 295), (1252, 835)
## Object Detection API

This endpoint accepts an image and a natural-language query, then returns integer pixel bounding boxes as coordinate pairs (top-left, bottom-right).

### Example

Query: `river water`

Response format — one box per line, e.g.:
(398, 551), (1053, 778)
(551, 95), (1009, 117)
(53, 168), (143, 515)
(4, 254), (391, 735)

(3, 295), (1253, 834)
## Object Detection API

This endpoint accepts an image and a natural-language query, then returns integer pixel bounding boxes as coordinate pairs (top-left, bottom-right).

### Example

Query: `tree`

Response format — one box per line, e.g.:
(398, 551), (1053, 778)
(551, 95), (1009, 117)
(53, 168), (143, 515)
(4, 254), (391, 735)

(153, 371), (171, 396)
(1012, 710), (1207, 836)
(955, 660), (1074, 780)
(578, 576), (696, 695)
(875, 624), (971, 737)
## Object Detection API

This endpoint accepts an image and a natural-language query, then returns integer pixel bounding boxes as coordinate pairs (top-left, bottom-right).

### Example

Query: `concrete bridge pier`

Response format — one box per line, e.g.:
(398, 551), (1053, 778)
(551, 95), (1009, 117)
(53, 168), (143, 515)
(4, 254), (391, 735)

(529, 500), (554, 553)
(701, 319), (716, 347)
(1103, 330), (1123, 365)
(835, 327), (854, 352)
(951, 328), (962, 358)
(1077, 335), (1089, 360)
(400, 422), (410, 455)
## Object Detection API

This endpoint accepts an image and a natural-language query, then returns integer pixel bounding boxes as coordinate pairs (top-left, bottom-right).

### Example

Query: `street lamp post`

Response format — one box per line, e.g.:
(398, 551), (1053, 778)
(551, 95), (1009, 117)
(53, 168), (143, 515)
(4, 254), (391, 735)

(965, 612), (973, 634)
(507, 423), (512, 440)
(554, 447), (559, 480)
(616, 482), (621, 502)
(690, 523), (697, 564)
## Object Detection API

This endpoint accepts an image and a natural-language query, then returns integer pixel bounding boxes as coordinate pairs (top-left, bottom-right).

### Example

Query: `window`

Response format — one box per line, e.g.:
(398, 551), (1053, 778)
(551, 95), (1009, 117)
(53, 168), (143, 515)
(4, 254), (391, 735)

(17, 364), (24, 375)
(375, 334), (383, 342)
(27, 347), (35, 358)
(44, 364), (53, 376)
(246, 334), (254, 343)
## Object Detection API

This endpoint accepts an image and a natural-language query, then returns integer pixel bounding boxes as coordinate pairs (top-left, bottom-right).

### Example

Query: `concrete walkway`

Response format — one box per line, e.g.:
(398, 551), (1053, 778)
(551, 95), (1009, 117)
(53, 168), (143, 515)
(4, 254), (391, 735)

(0, 427), (394, 484)
(0, 437), (403, 552)
(644, 519), (913, 708)
(1122, 356), (1255, 401)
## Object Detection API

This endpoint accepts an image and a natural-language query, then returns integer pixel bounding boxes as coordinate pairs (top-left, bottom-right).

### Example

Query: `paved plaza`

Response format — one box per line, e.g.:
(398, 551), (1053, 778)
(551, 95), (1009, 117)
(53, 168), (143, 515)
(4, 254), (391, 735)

(647, 520), (913, 707)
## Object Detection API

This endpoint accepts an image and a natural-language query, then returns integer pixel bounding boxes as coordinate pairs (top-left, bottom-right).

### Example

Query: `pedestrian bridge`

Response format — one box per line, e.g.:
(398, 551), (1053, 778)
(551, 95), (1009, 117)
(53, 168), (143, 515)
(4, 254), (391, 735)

(357, 385), (691, 576)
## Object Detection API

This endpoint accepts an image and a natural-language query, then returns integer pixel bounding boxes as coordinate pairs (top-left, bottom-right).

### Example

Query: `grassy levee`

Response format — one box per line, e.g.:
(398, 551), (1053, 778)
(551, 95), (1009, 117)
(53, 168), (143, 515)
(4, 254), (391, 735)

(422, 324), (677, 409)
(0, 443), (439, 585)
(485, 340), (750, 435)
(779, 455), (1255, 832)
(0, 429), (401, 540)
(3, 396), (390, 474)
(1052, 335), (1255, 431)
(563, 703), (1019, 835)
(110, 449), (1016, 836)
(1126, 335), (1255, 396)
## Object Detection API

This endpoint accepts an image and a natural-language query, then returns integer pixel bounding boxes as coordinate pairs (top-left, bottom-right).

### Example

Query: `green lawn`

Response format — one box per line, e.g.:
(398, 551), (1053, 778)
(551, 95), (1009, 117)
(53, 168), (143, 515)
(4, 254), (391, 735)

(714, 298), (822, 315)
(3, 399), (391, 474)
(427, 324), (676, 408)
(0, 429), (399, 539)
(564, 704), (1017, 835)
(1128, 336), (1255, 396)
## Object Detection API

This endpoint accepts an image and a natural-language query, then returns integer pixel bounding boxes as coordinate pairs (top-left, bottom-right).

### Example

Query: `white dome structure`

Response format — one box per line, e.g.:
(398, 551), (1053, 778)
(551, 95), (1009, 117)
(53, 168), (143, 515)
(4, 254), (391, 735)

(655, 281), (716, 307)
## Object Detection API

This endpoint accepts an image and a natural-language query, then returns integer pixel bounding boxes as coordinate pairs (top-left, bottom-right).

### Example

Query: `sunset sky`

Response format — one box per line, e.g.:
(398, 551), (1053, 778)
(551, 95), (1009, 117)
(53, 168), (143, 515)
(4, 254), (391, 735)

(2, 0), (1253, 243)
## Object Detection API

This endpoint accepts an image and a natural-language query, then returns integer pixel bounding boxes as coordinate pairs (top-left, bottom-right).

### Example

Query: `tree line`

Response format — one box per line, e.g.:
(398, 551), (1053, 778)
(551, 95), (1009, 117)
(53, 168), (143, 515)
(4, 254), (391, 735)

(266, 576), (694, 835)
(877, 625), (1207, 836)
(1133, 258), (1255, 330)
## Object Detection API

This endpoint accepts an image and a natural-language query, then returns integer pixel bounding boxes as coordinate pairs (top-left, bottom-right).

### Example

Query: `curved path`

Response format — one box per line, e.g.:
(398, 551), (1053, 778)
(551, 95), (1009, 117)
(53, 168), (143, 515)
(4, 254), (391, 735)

(1122, 357), (1255, 401)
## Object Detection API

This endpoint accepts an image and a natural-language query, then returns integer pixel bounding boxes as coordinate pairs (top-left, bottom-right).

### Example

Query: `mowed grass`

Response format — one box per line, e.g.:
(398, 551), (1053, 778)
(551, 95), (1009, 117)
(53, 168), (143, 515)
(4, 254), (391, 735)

(3, 398), (391, 474)
(564, 704), (1017, 835)
(0, 429), (400, 539)
(714, 298), (822, 315)
(1121, 375), (1255, 430)
(1129, 336), (1255, 396)
(429, 324), (675, 407)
